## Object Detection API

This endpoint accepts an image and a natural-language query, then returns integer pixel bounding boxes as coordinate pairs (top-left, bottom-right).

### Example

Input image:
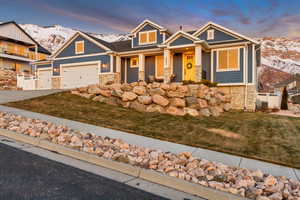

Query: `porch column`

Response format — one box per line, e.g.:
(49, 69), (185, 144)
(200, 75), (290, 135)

(163, 49), (171, 83)
(138, 54), (145, 81)
(195, 45), (202, 82)
(116, 56), (121, 83)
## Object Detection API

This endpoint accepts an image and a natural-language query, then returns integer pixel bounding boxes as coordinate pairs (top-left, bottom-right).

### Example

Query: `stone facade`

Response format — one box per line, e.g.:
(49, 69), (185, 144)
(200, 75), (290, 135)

(218, 85), (256, 111)
(51, 77), (61, 89)
(163, 67), (172, 83)
(99, 73), (117, 86)
(71, 82), (232, 117)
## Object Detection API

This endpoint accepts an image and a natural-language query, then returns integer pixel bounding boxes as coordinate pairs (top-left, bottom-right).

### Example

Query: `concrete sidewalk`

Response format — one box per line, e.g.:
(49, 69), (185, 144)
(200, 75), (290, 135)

(0, 105), (298, 181)
(0, 90), (63, 104)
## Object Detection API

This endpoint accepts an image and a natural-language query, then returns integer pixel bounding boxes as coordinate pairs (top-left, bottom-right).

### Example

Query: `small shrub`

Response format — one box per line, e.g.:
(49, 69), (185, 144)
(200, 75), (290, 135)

(281, 87), (288, 110)
(182, 80), (218, 87)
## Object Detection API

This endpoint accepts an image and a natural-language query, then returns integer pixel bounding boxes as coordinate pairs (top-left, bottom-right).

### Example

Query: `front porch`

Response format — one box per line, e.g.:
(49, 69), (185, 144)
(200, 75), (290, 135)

(117, 44), (208, 84)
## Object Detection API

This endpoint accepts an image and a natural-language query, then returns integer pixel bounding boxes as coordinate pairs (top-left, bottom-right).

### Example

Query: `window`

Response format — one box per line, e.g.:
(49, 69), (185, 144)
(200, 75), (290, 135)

(139, 30), (157, 45)
(217, 48), (239, 71)
(130, 57), (138, 68)
(75, 41), (84, 54)
(155, 55), (164, 79)
(207, 29), (214, 40)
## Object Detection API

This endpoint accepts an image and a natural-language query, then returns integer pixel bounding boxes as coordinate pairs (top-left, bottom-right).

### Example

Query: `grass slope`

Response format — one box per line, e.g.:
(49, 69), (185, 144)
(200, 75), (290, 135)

(5, 92), (300, 168)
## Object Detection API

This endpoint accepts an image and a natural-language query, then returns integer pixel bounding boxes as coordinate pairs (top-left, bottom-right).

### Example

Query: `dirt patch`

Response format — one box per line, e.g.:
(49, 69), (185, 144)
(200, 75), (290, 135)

(207, 128), (243, 139)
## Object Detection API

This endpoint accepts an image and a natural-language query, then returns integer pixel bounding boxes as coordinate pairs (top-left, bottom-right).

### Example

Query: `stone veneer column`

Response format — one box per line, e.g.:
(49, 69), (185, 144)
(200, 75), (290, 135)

(138, 54), (145, 81)
(195, 45), (202, 82)
(116, 56), (121, 84)
(163, 49), (171, 83)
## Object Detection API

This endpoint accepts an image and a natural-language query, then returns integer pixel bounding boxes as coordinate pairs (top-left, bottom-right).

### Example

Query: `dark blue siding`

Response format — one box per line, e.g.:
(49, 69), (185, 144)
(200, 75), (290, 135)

(202, 52), (211, 81)
(172, 53), (182, 82)
(248, 44), (253, 83)
(56, 35), (106, 58)
(213, 48), (244, 83)
(126, 58), (138, 83)
(132, 24), (163, 48)
(145, 56), (155, 82)
(198, 28), (240, 44)
(36, 63), (52, 69)
(53, 55), (110, 76)
(170, 36), (193, 46)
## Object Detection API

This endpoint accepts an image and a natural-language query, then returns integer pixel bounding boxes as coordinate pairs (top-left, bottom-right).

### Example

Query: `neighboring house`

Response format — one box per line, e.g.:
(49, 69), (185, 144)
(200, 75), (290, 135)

(0, 21), (51, 73)
(274, 74), (300, 94)
(32, 19), (260, 110)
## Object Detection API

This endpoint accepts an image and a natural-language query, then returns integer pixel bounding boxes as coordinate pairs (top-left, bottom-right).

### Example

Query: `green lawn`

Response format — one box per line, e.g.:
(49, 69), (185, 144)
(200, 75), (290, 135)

(5, 92), (300, 168)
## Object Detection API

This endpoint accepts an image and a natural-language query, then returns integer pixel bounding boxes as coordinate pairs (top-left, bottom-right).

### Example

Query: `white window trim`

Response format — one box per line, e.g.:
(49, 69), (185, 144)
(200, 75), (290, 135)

(155, 55), (164, 79)
(130, 57), (139, 68)
(216, 47), (240, 72)
(207, 29), (214, 40)
(139, 30), (157, 45)
(75, 41), (84, 54)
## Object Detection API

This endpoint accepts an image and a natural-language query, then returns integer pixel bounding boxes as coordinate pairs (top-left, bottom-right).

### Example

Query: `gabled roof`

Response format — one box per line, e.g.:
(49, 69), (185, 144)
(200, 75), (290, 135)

(51, 31), (113, 58)
(192, 21), (259, 44)
(163, 30), (200, 45)
(130, 19), (168, 35)
(0, 21), (51, 55)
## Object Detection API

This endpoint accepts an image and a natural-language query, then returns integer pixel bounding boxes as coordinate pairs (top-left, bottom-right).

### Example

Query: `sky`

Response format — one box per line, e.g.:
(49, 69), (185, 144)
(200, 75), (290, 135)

(1, 0), (300, 39)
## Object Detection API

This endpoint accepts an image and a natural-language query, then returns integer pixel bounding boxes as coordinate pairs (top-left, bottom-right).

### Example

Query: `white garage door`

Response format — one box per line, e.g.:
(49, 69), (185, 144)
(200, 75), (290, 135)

(38, 69), (52, 90)
(62, 64), (99, 89)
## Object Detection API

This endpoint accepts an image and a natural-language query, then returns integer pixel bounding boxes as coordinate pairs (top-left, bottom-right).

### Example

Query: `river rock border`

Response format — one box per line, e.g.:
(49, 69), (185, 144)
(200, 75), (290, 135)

(71, 82), (232, 117)
(0, 111), (299, 200)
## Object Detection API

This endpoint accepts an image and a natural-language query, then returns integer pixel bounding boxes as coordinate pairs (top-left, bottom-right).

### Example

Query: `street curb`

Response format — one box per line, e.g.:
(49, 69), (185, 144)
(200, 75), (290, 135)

(0, 128), (249, 200)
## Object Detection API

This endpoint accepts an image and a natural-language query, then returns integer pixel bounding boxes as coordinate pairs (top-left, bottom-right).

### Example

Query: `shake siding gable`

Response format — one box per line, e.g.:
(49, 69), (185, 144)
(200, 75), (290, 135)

(132, 24), (163, 47)
(213, 48), (244, 83)
(198, 28), (240, 43)
(56, 35), (106, 58)
(169, 36), (194, 46)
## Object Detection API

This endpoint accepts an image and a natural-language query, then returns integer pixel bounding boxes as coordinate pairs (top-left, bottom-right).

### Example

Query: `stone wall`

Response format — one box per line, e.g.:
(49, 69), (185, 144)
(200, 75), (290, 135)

(71, 82), (232, 117)
(218, 85), (256, 111)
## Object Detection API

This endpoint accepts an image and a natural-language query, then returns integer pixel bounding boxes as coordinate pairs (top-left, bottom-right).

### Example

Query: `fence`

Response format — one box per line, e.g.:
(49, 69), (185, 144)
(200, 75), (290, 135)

(17, 74), (36, 90)
(257, 93), (281, 109)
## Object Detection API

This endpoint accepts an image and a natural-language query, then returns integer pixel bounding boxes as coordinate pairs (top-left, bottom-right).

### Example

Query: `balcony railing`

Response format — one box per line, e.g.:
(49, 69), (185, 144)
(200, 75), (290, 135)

(0, 47), (30, 59)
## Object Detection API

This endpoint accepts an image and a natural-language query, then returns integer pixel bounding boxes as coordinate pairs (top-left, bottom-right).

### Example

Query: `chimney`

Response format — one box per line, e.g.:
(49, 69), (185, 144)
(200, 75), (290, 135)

(179, 25), (183, 31)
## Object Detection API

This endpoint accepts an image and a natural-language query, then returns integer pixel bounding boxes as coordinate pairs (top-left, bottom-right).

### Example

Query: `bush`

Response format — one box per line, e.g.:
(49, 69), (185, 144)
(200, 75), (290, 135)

(281, 87), (288, 110)
(182, 80), (218, 87)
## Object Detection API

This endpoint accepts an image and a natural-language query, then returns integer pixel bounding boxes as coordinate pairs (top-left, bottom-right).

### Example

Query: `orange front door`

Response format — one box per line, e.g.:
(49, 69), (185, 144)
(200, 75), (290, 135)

(183, 52), (195, 81)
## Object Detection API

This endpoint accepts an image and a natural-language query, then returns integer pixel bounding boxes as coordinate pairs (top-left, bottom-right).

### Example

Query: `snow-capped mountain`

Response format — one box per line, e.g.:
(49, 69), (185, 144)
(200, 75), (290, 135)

(19, 23), (300, 92)
(20, 24), (129, 52)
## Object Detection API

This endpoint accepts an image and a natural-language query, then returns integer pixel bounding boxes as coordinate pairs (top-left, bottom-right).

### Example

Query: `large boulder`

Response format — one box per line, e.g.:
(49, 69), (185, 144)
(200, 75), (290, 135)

(167, 90), (185, 98)
(121, 83), (132, 91)
(166, 106), (185, 116)
(88, 85), (101, 94)
(198, 99), (208, 108)
(92, 96), (108, 103)
(152, 94), (169, 107)
(133, 86), (146, 95)
(160, 83), (170, 90)
(98, 89), (112, 97)
(146, 104), (165, 113)
(199, 108), (211, 117)
(186, 97), (199, 109)
(209, 107), (220, 117)
(122, 92), (137, 101)
(170, 98), (185, 108)
(184, 108), (199, 117)
(138, 96), (152, 105)
(130, 101), (146, 112)
(149, 88), (166, 96)
(111, 89), (123, 98)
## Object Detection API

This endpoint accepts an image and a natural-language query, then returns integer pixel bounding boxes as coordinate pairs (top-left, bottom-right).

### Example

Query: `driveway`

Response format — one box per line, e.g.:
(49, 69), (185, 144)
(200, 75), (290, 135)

(0, 90), (63, 104)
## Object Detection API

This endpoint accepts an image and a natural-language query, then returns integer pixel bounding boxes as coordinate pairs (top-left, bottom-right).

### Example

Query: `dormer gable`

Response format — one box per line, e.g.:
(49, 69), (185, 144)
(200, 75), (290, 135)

(130, 20), (168, 48)
(193, 22), (259, 44)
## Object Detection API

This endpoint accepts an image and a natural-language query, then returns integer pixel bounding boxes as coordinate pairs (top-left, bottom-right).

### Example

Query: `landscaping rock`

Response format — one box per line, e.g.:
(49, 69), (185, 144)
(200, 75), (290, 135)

(88, 85), (101, 95)
(149, 88), (166, 96)
(199, 108), (211, 117)
(184, 108), (199, 117)
(120, 83), (132, 91)
(130, 101), (146, 112)
(122, 92), (137, 101)
(146, 104), (165, 113)
(167, 90), (185, 98)
(133, 86), (146, 95)
(152, 94), (169, 107)
(198, 99), (208, 108)
(138, 96), (152, 105)
(186, 97), (199, 109)
(166, 106), (185, 116)
(170, 98), (185, 108)
(210, 107), (220, 117)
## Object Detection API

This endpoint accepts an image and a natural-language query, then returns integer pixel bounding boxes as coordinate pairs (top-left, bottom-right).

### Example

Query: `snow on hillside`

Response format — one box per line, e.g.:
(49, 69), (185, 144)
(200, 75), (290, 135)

(20, 23), (129, 52)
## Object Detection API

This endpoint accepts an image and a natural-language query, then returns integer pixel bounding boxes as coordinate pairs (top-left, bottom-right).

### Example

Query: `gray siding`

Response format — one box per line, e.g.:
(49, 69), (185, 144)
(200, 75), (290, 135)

(172, 53), (182, 82)
(36, 63), (52, 69)
(213, 48), (244, 83)
(132, 24), (163, 48)
(126, 58), (138, 83)
(198, 28), (240, 44)
(202, 52), (211, 81)
(170, 36), (193, 46)
(53, 55), (110, 76)
(145, 56), (155, 82)
(248, 44), (253, 83)
(56, 35), (106, 58)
